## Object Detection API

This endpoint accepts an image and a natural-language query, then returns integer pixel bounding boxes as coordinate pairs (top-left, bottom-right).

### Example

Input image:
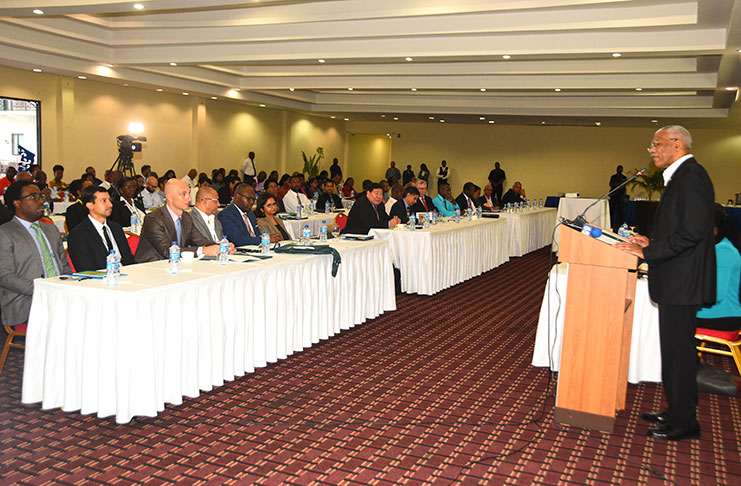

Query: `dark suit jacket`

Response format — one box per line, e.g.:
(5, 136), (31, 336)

(0, 204), (11, 225)
(135, 207), (213, 262)
(501, 189), (525, 206)
(317, 192), (343, 212)
(65, 201), (88, 232)
(0, 217), (72, 326)
(110, 197), (146, 228)
(455, 193), (479, 212)
(643, 157), (716, 305)
(217, 203), (261, 246)
(190, 208), (222, 243)
(410, 195), (435, 214)
(67, 217), (135, 271)
(389, 199), (411, 224)
(218, 184), (233, 205)
(341, 196), (390, 235)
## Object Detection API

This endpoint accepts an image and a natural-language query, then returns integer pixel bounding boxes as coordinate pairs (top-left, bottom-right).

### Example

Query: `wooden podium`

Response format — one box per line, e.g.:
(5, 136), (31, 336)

(555, 225), (639, 432)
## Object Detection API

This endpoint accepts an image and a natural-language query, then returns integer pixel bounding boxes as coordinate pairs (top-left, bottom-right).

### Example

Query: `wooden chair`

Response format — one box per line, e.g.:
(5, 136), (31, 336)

(696, 327), (741, 376)
(0, 323), (27, 378)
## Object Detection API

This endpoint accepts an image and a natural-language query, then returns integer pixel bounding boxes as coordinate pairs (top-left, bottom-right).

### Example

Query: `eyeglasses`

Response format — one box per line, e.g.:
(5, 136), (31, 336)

(202, 197), (219, 203)
(20, 193), (44, 201)
(647, 138), (678, 151)
(237, 193), (256, 201)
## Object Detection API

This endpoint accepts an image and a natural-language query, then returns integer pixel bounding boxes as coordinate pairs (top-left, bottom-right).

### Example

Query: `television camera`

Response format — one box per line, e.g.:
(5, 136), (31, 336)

(110, 134), (147, 177)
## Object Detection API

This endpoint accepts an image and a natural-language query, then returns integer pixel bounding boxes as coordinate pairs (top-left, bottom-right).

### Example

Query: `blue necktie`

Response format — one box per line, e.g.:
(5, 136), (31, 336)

(176, 217), (182, 246)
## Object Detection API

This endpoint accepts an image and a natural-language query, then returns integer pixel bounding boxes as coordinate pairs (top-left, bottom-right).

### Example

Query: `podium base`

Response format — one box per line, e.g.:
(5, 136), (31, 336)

(554, 407), (615, 433)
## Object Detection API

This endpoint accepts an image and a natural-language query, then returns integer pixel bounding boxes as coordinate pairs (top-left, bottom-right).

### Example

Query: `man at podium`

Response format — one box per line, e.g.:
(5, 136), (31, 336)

(615, 125), (715, 442)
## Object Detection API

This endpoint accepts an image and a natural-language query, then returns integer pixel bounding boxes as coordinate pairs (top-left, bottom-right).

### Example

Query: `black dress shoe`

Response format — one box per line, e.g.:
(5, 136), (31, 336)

(647, 422), (701, 441)
(641, 411), (668, 424)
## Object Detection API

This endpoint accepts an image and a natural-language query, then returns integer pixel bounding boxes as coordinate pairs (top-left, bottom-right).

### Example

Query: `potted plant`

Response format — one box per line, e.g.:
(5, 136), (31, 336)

(301, 146), (324, 180)
(628, 167), (664, 200)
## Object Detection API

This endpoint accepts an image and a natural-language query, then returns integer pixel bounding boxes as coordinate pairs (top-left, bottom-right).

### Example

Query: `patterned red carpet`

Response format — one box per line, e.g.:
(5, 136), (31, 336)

(1, 248), (740, 485)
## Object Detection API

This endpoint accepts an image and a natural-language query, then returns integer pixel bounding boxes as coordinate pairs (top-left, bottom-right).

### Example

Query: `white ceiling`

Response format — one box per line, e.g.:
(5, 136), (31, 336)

(1, 0), (740, 126)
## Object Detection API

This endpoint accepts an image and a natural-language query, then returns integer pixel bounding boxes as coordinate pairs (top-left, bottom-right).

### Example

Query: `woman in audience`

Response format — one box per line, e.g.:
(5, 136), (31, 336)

(418, 163), (430, 182)
(211, 170), (224, 192)
(164, 169), (176, 179)
(255, 192), (291, 241)
(277, 174), (291, 199)
(342, 177), (356, 197)
(696, 206), (741, 333)
(111, 177), (145, 228)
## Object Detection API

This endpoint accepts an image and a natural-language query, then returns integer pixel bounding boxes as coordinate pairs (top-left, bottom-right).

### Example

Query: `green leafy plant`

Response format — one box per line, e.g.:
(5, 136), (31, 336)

(301, 146), (324, 179)
(628, 167), (665, 200)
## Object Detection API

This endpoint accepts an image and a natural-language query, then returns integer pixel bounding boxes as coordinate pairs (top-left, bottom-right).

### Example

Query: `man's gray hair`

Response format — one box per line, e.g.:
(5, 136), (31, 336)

(656, 125), (692, 150)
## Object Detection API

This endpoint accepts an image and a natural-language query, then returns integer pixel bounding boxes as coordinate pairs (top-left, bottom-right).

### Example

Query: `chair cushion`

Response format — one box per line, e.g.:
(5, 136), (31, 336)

(14, 323), (28, 333)
(696, 327), (740, 342)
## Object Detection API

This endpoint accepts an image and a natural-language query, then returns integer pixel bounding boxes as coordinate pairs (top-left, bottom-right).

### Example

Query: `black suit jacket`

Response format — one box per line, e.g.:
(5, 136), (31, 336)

(317, 192), (343, 212)
(410, 195), (435, 214)
(341, 196), (390, 235)
(643, 157), (715, 306)
(67, 217), (135, 271)
(455, 193), (479, 212)
(389, 199), (411, 224)
(110, 198), (145, 228)
(501, 189), (525, 206)
(65, 201), (88, 232)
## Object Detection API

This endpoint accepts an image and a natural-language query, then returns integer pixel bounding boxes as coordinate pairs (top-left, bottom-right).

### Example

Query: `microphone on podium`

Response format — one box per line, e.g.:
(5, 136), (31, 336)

(567, 168), (647, 229)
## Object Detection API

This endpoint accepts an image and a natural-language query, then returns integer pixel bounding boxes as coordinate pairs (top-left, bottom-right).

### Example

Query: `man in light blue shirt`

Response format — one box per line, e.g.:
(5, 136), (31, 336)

(433, 182), (457, 217)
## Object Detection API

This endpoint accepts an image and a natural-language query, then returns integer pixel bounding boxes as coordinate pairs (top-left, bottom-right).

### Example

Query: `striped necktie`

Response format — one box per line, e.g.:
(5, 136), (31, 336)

(31, 223), (58, 277)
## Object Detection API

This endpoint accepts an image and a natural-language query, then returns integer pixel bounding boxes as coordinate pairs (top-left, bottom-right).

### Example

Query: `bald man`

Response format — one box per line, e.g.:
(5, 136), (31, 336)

(191, 186), (223, 243)
(141, 175), (166, 209)
(135, 179), (231, 262)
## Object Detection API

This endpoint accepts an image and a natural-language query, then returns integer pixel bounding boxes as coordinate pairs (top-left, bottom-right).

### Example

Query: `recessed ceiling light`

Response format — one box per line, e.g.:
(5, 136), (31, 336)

(105, 63), (113, 67)
(156, 88), (163, 92)
(440, 119), (445, 123)
(725, 86), (737, 91)
(169, 62), (177, 66)
(234, 88), (240, 91)
(393, 117), (399, 120)
(347, 87), (353, 91)
(488, 120), (495, 124)
(318, 59), (326, 63)
(411, 88), (417, 92)
(651, 119), (658, 123)
(123, 83), (129, 86)
(182, 92), (189, 95)
(480, 88), (486, 92)
(635, 87), (643, 91)
(289, 88), (295, 92)
(428, 116), (434, 120)
(381, 114), (386, 117)
(595, 121), (602, 126)
(554, 88), (561, 92)
(612, 52), (622, 57)
(502, 55), (511, 60)
(211, 96), (217, 99)
(405, 57), (413, 62)
(259, 104), (266, 107)
(738, 49), (741, 53)
(77, 75), (86, 79)
(479, 117), (485, 120)
(33, 9), (44, 15)
(32, 68), (42, 72)
(330, 115), (336, 119)
(133, 3), (144, 10)
(344, 117), (350, 121)
(541, 121), (546, 124)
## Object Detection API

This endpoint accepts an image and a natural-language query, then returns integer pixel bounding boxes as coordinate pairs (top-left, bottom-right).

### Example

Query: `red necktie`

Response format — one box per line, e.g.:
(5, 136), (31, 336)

(243, 213), (256, 237)
(422, 198), (428, 211)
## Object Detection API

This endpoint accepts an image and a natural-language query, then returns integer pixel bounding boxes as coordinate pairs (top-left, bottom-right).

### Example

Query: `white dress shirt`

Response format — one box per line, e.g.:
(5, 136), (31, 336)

(182, 175), (196, 190)
(241, 157), (256, 177)
(282, 189), (312, 214)
(88, 215), (122, 258)
(662, 153), (693, 185)
(194, 207), (218, 242)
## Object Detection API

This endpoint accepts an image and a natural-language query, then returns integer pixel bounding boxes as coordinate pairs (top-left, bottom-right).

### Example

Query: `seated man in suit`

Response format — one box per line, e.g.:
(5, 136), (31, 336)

(67, 186), (135, 271)
(477, 184), (499, 209)
(65, 179), (94, 232)
(218, 175), (240, 205)
(0, 180), (72, 327)
(342, 182), (400, 234)
(501, 181), (527, 206)
(217, 183), (262, 246)
(135, 179), (230, 262)
(191, 186), (223, 243)
(389, 186), (420, 224)
(409, 179), (435, 214)
(455, 182), (480, 213)
(316, 179), (343, 212)
(282, 174), (312, 213)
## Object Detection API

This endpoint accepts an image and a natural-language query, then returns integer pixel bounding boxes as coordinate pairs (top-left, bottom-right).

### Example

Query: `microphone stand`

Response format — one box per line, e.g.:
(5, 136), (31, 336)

(567, 168), (647, 228)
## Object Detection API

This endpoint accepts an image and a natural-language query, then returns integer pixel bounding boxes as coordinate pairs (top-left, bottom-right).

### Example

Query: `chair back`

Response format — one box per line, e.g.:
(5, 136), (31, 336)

(334, 213), (348, 231)
(125, 232), (140, 254)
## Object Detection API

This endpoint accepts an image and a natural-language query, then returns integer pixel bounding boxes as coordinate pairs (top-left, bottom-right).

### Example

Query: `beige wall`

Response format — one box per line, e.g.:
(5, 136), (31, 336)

(345, 120), (741, 203)
(347, 133), (392, 184)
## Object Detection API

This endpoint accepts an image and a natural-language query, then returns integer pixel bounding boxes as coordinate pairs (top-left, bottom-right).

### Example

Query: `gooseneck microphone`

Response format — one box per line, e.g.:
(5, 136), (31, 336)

(568, 168), (647, 228)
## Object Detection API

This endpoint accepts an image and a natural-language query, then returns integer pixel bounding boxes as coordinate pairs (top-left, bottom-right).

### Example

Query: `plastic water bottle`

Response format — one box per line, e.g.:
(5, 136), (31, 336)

(476, 206), (483, 218)
(130, 212), (139, 233)
(454, 208), (461, 223)
(218, 235), (229, 265)
(261, 230), (270, 255)
(324, 201), (330, 214)
(106, 250), (119, 287)
(309, 200), (315, 215)
(301, 224), (311, 245)
(43, 200), (50, 216)
(422, 213), (430, 229)
(408, 214), (416, 231)
(466, 208), (472, 221)
(431, 211), (438, 226)
(618, 223), (630, 238)
(63, 191), (69, 203)
(168, 241), (181, 274)
(319, 220), (328, 242)
(297, 200), (303, 219)
(539, 198), (544, 208)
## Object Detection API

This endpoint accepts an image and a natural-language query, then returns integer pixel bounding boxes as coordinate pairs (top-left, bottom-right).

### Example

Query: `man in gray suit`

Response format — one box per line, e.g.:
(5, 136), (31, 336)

(190, 186), (223, 243)
(0, 180), (72, 327)
(135, 179), (232, 262)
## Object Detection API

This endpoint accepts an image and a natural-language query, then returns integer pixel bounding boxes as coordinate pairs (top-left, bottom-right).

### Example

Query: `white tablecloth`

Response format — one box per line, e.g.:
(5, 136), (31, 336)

(283, 213), (342, 239)
(554, 198), (610, 249)
(370, 217), (509, 295)
(50, 215), (66, 233)
(531, 263), (661, 384)
(53, 201), (74, 214)
(22, 239), (396, 423)
(500, 208), (558, 257)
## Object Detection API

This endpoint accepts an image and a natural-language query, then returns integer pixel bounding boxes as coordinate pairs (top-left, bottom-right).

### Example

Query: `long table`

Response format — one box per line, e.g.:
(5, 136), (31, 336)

(531, 263), (661, 384)
(370, 217), (509, 295)
(22, 239), (395, 423)
(500, 208), (557, 257)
